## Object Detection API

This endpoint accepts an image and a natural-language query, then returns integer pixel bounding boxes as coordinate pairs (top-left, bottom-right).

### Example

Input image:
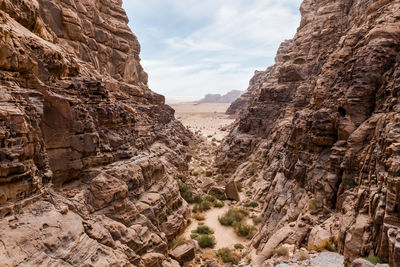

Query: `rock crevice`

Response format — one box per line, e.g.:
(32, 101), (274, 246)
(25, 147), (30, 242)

(0, 0), (193, 265)
(221, 0), (400, 265)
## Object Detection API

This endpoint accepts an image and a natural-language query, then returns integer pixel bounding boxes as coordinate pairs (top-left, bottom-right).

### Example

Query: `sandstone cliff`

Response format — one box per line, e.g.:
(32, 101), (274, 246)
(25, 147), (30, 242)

(218, 0), (400, 265)
(0, 0), (193, 265)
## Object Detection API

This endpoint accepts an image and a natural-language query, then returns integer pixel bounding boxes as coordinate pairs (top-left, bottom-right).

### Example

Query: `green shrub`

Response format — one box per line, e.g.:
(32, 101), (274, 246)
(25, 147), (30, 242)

(363, 256), (382, 265)
(246, 190), (253, 196)
(209, 190), (227, 201)
(216, 248), (240, 264)
(193, 225), (213, 235)
(251, 216), (262, 225)
(237, 182), (243, 192)
(196, 234), (216, 248)
(244, 201), (259, 208)
(214, 201), (224, 208)
(190, 233), (199, 239)
(274, 246), (289, 257)
(309, 195), (324, 213)
(178, 181), (194, 203)
(192, 194), (203, 204)
(234, 222), (257, 239)
(234, 243), (244, 250)
(319, 239), (336, 252)
(298, 251), (310, 261)
(193, 212), (205, 221)
(193, 200), (212, 213)
(215, 174), (225, 182)
(218, 208), (248, 226)
(247, 163), (257, 176)
(205, 195), (217, 204)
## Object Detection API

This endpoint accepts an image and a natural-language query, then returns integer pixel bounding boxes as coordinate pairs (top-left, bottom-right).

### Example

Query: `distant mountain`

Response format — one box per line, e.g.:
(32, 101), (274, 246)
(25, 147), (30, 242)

(197, 90), (243, 103)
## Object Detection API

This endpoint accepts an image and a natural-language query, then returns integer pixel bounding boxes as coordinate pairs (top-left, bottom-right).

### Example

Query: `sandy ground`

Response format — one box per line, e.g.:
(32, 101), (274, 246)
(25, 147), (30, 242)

(171, 102), (262, 264)
(183, 205), (248, 250)
(171, 103), (235, 140)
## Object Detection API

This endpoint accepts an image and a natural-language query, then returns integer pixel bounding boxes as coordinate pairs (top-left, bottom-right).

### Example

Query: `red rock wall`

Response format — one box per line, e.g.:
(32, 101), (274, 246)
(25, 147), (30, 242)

(0, 0), (193, 265)
(219, 0), (400, 265)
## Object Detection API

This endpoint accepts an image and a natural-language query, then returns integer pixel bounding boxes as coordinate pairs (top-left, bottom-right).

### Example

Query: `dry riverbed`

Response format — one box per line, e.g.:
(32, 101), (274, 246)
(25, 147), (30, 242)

(171, 103), (263, 266)
(171, 103), (234, 141)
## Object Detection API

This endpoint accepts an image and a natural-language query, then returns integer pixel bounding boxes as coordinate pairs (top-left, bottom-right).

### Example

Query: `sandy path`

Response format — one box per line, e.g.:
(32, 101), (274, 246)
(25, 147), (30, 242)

(183, 206), (248, 249)
(171, 103), (262, 265)
(171, 103), (235, 140)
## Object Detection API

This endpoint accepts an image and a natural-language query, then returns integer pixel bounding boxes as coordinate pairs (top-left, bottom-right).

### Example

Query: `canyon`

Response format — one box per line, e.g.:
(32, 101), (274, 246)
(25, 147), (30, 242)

(0, 0), (399, 266)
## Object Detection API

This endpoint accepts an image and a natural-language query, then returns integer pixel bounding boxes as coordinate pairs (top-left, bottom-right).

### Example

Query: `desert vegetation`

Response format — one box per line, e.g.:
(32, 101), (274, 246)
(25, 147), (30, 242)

(219, 208), (257, 239)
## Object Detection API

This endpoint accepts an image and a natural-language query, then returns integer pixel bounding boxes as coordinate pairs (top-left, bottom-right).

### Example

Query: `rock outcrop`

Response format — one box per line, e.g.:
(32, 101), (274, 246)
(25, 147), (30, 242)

(197, 90), (243, 104)
(0, 0), (193, 265)
(217, 0), (400, 265)
(225, 41), (291, 116)
(169, 241), (196, 264)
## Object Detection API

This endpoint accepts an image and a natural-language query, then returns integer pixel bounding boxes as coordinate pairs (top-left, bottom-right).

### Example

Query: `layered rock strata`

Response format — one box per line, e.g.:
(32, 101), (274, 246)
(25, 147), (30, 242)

(219, 0), (400, 265)
(0, 0), (193, 265)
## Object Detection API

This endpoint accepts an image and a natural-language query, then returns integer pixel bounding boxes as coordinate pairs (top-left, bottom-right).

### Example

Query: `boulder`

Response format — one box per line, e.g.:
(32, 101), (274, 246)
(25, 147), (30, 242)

(200, 177), (217, 192)
(311, 252), (344, 267)
(162, 259), (180, 267)
(203, 259), (223, 267)
(208, 186), (226, 200)
(142, 253), (164, 267)
(308, 225), (332, 250)
(169, 241), (196, 264)
(351, 259), (375, 267)
(225, 181), (240, 201)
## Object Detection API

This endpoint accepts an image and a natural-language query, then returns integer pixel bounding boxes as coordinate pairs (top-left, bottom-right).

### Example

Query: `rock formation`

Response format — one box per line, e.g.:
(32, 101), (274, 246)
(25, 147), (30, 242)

(225, 41), (291, 116)
(0, 0), (193, 265)
(217, 0), (400, 265)
(197, 90), (243, 104)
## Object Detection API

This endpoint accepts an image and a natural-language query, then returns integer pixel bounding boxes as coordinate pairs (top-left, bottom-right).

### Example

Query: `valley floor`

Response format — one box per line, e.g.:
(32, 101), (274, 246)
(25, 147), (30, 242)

(170, 103), (389, 267)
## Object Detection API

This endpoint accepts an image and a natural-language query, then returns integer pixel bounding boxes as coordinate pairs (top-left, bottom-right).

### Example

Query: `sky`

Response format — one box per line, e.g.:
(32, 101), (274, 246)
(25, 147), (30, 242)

(122, 0), (302, 102)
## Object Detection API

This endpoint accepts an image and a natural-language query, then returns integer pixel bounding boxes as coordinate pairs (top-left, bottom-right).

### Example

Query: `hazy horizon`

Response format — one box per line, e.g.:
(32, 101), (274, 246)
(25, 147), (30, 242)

(122, 0), (302, 101)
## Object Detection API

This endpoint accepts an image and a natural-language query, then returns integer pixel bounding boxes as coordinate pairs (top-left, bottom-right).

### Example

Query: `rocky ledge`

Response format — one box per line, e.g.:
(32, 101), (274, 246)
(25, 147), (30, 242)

(220, 0), (400, 266)
(0, 0), (193, 265)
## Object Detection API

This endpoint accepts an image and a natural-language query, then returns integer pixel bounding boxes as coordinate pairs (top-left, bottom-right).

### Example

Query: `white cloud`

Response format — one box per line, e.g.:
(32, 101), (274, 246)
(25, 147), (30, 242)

(123, 0), (302, 101)
(143, 59), (264, 100)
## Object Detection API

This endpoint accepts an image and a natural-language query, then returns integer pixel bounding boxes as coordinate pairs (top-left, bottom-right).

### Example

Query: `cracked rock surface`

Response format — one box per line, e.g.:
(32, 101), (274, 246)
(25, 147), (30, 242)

(0, 0), (193, 265)
(220, 0), (400, 265)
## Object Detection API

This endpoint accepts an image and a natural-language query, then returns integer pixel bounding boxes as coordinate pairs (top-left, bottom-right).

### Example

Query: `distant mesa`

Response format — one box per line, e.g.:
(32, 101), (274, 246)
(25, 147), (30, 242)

(196, 90), (243, 104)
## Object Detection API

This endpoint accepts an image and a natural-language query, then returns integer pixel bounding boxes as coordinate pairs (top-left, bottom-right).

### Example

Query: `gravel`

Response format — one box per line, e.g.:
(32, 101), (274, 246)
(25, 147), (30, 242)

(311, 252), (344, 267)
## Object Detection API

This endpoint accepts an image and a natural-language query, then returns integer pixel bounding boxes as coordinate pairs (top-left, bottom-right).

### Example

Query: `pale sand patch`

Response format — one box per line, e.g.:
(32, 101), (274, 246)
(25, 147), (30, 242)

(183, 205), (248, 250)
(171, 103), (235, 140)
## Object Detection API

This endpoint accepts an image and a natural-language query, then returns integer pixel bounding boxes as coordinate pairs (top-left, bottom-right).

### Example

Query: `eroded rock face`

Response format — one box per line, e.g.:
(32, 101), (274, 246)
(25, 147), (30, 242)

(0, 0), (193, 265)
(218, 0), (400, 265)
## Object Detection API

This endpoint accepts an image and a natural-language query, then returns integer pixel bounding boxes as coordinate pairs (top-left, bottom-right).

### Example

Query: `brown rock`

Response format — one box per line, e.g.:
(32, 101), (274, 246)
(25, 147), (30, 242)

(162, 259), (181, 267)
(208, 186), (226, 199)
(142, 253), (164, 267)
(225, 181), (240, 201)
(169, 240), (196, 264)
(203, 259), (224, 267)
(89, 172), (128, 210)
(200, 177), (217, 192)
(217, 0), (400, 265)
(0, 0), (193, 265)
(351, 259), (375, 267)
